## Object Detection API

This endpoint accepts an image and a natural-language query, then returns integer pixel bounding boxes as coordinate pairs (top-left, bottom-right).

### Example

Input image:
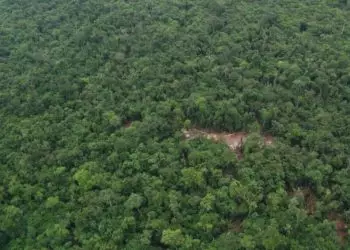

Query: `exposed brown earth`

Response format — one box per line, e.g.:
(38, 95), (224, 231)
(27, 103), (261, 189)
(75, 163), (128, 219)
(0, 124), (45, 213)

(229, 218), (244, 233)
(123, 120), (133, 128)
(264, 134), (274, 145)
(289, 188), (316, 215)
(304, 191), (316, 215)
(184, 128), (347, 244)
(290, 190), (348, 244)
(182, 128), (273, 159)
(328, 212), (348, 244)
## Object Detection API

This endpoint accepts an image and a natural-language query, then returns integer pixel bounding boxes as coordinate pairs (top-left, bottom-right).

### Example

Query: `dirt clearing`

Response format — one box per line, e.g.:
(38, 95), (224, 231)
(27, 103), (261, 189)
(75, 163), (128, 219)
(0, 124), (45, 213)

(182, 128), (273, 159)
(328, 212), (348, 244)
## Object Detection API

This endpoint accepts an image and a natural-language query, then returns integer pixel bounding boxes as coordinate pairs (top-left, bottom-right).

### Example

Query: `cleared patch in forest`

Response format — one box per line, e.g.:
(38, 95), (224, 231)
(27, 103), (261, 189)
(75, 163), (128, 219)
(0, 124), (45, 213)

(289, 188), (316, 215)
(328, 212), (348, 244)
(182, 128), (274, 159)
(229, 217), (244, 233)
(123, 120), (133, 128)
(290, 189), (348, 244)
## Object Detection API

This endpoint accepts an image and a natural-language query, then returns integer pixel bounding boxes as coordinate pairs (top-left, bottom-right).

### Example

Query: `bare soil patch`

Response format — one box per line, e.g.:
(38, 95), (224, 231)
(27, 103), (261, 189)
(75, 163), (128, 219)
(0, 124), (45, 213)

(289, 190), (348, 244)
(123, 120), (133, 128)
(304, 189), (316, 215)
(328, 212), (348, 244)
(289, 188), (316, 215)
(182, 128), (273, 159)
(229, 217), (244, 233)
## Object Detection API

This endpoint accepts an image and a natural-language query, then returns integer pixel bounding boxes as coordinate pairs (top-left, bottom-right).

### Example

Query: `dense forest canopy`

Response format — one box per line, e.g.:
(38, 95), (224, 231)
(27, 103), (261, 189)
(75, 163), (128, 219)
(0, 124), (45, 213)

(1, 0), (350, 249)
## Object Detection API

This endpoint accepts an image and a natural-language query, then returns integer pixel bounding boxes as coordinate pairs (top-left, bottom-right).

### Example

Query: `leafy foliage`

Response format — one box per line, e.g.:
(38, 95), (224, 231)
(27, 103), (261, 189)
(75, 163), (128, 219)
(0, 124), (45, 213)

(1, 0), (350, 249)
